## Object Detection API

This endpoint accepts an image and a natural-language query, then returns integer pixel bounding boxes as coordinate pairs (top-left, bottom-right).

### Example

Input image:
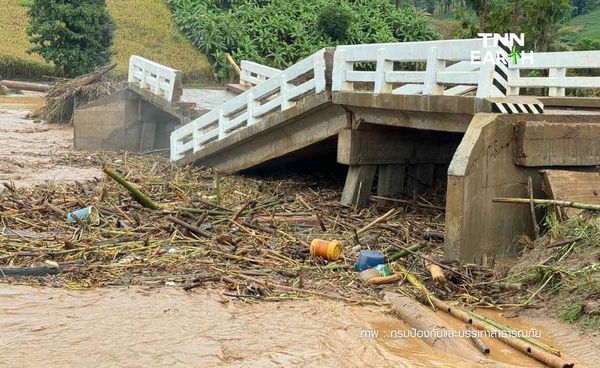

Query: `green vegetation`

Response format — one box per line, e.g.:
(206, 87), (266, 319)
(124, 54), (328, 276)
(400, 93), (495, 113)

(317, 4), (353, 41)
(27, 0), (116, 77)
(168, 0), (440, 79)
(449, 0), (572, 51)
(559, 6), (600, 49)
(509, 213), (600, 330)
(0, 0), (210, 80)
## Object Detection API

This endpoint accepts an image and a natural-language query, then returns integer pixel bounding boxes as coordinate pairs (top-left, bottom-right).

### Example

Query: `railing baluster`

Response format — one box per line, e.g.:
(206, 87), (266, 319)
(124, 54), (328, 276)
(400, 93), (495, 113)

(507, 68), (520, 96)
(332, 49), (353, 92)
(218, 108), (228, 139)
(374, 48), (393, 94)
(246, 91), (258, 126)
(423, 47), (445, 95)
(548, 67), (566, 97)
(280, 72), (295, 110)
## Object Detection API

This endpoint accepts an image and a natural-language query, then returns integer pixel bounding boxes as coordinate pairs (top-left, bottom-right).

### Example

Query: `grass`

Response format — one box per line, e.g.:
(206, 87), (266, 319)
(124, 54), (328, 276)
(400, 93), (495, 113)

(509, 213), (600, 330)
(0, 0), (212, 81)
(558, 7), (600, 49)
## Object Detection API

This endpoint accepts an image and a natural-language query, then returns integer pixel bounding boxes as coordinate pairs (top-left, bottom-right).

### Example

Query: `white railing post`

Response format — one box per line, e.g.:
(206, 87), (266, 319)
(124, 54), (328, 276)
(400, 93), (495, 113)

(246, 91), (258, 126)
(476, 46), (507, 98)
(507, 68), (520, 96)
(170, 134), (177, 161)
(548, 67), (566, 96)
(280, 72), (295, 110)
(140, 64), (147, 90)
(314, 50), (327, 93)
(332, 49), (353, 92)
(374, 48), (393, 94)
(218, 108), (228, 139)
(423, 47), (445, 95)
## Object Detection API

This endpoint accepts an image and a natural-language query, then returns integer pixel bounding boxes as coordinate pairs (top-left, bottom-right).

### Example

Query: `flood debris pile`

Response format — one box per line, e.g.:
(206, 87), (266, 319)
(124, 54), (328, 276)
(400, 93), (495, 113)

(0, 151), (591, 367)
(505, 212), (600, 331)
(28, 64), (123, 124)
(0, 151), (499, 307)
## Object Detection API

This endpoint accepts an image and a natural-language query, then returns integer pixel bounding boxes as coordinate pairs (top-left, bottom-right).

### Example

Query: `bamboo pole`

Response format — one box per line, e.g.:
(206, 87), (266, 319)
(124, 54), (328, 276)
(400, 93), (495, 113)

(102, 165), (160, 210)
(493, 197), (600, 211)
(225, 53), (241, 76)
(466, 324), (490, 355)
(430, 298), (572, 368)
(388, 243), (425, 262)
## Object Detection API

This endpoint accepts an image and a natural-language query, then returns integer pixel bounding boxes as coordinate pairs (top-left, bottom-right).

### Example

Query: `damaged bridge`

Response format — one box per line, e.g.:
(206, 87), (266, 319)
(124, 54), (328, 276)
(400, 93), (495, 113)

(168, 39), (600, 262)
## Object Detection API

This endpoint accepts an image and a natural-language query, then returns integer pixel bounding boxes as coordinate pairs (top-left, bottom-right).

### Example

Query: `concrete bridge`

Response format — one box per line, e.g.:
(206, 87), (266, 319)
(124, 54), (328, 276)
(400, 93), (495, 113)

(163, 38), (600, 262)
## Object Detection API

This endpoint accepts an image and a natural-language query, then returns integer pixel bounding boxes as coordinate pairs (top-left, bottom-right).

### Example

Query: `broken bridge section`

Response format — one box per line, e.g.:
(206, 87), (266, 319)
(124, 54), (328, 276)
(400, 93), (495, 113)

(74, 56), (200, 153)
(169, 39), (600, 261)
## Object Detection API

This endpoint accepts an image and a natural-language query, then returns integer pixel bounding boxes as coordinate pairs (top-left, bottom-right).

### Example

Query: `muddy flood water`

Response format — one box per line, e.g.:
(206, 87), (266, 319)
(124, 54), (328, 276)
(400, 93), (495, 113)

(0, 285), (594, 368)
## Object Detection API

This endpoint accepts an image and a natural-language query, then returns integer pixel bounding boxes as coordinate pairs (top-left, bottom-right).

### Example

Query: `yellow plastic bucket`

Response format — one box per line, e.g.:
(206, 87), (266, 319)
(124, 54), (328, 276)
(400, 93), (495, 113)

(309, 239), (342, 261)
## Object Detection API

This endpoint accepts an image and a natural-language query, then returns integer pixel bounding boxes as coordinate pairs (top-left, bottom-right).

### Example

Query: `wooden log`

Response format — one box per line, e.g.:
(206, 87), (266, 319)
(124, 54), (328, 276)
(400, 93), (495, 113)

(166, 216), (211, 238)
(366, 274), (402, 285)
(0, 266), (61, 277)
(383, 292), (485, 363)
(1, 80), (51, 93)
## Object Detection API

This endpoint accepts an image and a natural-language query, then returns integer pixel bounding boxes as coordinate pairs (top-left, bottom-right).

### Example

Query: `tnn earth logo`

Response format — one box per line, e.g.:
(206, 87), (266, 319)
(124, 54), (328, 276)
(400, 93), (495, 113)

(471, 33), (534, 65)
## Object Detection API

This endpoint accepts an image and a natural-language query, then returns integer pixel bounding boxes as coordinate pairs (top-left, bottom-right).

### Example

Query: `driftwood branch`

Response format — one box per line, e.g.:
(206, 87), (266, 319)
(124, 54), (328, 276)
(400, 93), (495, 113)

(493, 197), (600, 211)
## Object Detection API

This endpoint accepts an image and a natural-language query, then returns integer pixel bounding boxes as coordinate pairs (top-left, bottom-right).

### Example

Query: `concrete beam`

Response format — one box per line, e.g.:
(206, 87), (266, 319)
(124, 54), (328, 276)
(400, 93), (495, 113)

(515, 119), (600, 166)
(341, 165), (377, 208)
(186, 99), (349, 173)
(337, 128), (459, 165)
(347, 106), (472, 133)
(333, 91), (481, 115)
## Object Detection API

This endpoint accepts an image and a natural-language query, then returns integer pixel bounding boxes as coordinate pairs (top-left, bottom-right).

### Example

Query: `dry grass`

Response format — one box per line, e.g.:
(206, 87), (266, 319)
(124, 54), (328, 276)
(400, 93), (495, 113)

(0, 0), (211, 81)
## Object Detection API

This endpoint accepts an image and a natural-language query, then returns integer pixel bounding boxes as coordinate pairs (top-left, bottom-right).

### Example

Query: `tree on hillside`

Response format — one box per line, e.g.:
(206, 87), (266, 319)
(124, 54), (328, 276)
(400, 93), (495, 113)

(27, 0), (116, 77)
(521, 0), (571, 51)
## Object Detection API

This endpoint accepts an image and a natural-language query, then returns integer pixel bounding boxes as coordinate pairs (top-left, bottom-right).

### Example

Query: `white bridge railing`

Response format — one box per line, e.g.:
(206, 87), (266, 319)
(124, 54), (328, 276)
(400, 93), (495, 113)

(332, 39), (491, 97)
(170, 49), (327, 161)
(128, 56), (182, 103)
(240, 60), (280, 87)
(507, 51), (600, 96)
(170, 39), (600, 162)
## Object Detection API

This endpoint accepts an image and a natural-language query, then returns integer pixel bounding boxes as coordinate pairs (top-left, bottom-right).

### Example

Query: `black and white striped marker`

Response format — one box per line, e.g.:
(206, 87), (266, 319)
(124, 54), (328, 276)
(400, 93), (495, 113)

(491, 101), (544, 114)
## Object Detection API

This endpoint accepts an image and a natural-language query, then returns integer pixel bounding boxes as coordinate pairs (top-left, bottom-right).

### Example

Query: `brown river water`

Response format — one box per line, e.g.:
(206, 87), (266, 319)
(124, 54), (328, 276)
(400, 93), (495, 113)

(0, 285), (593, 368)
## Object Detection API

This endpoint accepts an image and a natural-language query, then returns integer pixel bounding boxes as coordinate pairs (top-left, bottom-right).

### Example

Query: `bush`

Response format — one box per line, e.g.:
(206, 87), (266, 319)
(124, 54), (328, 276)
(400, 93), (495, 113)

(27, 0), (116, 77)
(317, 4), (352, 41)
(577, 37), (600, 50)
(167, 0), (441, 80)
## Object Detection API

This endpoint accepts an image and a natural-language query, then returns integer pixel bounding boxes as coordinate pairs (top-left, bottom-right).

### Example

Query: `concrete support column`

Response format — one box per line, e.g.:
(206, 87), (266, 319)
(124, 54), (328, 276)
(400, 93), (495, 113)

(377, 164), (406, 196)
(341, 165), (377, 208)
(407, 164), (435, 194)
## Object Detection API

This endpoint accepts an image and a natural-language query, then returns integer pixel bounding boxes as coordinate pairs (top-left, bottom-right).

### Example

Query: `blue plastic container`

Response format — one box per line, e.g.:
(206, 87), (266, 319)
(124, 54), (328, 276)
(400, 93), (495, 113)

(354, 250), (385, 271)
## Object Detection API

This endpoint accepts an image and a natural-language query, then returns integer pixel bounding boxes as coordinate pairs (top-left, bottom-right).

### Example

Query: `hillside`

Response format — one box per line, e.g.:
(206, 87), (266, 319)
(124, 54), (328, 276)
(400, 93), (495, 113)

(0, 0), (211, 80)
(559, 7), (600, 49)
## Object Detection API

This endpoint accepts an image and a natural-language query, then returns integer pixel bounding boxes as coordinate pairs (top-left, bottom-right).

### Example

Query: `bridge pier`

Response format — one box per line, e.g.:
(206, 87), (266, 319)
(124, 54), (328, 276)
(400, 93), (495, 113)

(338, 126), (461, 208)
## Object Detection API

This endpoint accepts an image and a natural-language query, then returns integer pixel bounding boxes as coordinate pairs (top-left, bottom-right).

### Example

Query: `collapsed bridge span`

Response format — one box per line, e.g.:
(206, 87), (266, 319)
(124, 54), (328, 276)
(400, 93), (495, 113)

(167, 39), (600, 261)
